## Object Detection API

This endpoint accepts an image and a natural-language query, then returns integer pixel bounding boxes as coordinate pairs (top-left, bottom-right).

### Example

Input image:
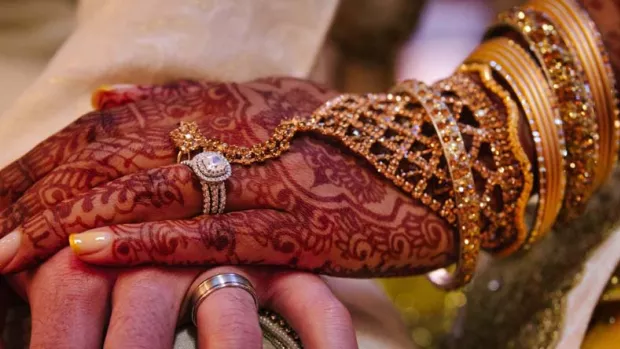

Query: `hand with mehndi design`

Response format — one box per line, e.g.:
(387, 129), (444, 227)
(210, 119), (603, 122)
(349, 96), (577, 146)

(0, 77), (455, 276)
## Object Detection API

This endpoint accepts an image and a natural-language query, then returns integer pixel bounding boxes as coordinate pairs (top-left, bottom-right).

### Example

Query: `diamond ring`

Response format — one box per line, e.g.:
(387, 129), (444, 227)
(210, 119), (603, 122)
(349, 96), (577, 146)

(182, 151), (232, 215)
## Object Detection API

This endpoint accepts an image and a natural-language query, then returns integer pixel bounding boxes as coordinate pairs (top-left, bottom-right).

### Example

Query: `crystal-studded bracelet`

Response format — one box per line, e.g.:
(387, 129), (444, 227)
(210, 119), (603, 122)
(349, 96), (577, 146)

(466, 38), (567, 249)
(490, 7), (599, 223)
(528, 0), (620, 199)
(391, 80), (481, 290)
(436, 66), (533, 256)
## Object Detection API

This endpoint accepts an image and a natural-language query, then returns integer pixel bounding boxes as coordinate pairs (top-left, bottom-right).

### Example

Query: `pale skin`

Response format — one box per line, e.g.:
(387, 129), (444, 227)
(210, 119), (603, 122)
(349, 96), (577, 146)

(0, 0), (619, 347)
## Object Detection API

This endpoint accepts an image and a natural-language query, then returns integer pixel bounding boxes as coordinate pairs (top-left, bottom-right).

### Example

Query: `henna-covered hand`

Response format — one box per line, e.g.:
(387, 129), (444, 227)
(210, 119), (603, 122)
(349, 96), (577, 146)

(0, 77), (455, 277)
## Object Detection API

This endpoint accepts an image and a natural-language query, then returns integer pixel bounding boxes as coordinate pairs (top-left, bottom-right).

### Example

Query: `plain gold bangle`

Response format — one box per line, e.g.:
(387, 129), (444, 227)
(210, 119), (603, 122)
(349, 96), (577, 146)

(457, 63), (534, 256)
(465, 38), (566, 249)
(490, 6), (598, 223)
(527, 0), (620, 193)
(391, 80), (481, 290)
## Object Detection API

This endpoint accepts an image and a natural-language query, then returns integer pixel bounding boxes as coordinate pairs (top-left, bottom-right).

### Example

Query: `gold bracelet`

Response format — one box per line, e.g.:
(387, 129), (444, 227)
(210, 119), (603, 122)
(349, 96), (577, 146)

(391, 80), (480, 289)
(465, 38), (566, 249)
(527, 0), (620, 195)
(446, 64), (534, 256)
(491, 7), (598, 223)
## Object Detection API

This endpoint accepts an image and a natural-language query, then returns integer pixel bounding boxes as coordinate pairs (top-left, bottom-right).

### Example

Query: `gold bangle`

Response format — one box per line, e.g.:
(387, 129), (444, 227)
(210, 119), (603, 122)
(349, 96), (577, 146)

(450, 64), (534, 256)
(391, 80), (481, 290)
(527, 0), (620, 194)
(465, 38), (566, 249)
(491, 7), (598, 222)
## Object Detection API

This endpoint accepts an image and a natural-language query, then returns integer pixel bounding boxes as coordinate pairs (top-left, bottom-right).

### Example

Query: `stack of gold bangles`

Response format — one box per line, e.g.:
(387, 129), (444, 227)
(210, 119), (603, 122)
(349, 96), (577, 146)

(171, 0), (618, 291)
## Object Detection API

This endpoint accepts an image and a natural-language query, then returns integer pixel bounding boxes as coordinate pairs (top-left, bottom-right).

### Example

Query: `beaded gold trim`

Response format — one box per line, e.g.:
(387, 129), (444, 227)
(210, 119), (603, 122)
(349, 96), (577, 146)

(528, 0), (620, 195)
(259, 309), (303, 349)
(448, 64), (534, 256)
(493, 7), (599, 223)
(391, 80), (481, 289)
(466, 38), (566, 249)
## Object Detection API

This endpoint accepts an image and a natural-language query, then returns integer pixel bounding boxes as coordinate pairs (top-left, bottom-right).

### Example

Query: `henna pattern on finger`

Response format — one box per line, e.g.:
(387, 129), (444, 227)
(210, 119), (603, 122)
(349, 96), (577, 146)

(107, 197), (452, 277)
(0, 83), (241, 236)
(0, 129), (177, 236)
(0, 109), (121, 210)
(0, 80), (241, 215)
(5, 165), (201, 271)
(92, 80), (209, 110)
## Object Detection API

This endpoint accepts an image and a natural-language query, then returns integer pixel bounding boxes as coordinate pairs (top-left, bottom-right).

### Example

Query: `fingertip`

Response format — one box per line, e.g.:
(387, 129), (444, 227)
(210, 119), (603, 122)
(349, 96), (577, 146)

(90, 85), (114, 110)
(69, 231), (113, 257)
(0, 230), (20, 271)
(90, 84), (139, 110)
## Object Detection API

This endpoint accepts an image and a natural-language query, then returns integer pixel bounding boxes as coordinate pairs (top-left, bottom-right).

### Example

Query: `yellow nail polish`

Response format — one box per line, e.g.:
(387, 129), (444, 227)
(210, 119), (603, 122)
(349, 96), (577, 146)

(69, 231), (112, 255)
(91, 85), (113, 109)
(0, 231), (21, 269)
(90, 84), (137, 109)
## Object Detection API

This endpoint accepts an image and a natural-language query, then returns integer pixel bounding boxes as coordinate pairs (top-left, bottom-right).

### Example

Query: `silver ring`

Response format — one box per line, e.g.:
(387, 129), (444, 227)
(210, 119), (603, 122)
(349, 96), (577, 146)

(190, 273), (258, 326)
(182, 151), (231, 215)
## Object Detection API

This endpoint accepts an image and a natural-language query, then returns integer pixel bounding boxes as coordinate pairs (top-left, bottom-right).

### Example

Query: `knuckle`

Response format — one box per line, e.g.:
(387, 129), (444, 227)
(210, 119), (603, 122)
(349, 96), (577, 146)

(115, 268), (180, 304)
(312, 294), (355, 339)
(32, 250), (110, 302)
(134, 171), (158, 201)
(311, 292), (351, 323)
(270, 273), (353, 328)
(106, 312), (174, 348)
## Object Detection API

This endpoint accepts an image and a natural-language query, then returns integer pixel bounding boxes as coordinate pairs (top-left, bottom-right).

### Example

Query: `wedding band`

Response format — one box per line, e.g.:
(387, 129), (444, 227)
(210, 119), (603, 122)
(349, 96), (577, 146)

(182, 151), (232, 214)
(190, 273), (258, 326)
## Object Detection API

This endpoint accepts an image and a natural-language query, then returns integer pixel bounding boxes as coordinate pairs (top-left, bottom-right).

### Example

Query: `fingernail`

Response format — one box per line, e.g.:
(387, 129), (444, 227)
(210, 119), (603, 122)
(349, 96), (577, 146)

(93, 84), (136, 94)
(0, 231), (21, 268)
(90, 84), (137, 109)
(69, 231), (112, 255)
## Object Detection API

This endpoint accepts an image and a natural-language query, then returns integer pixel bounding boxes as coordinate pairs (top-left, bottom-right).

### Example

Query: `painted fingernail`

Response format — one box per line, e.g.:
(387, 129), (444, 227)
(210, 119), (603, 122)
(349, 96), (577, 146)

(0, 231), (21, 268)
(91, 84), (138, 109)
(69, 231), (112, 255)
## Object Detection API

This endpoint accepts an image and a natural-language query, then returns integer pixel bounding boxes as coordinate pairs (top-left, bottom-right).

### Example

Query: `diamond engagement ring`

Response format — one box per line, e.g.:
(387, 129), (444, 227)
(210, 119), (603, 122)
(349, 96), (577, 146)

(182, 151), (232, 215)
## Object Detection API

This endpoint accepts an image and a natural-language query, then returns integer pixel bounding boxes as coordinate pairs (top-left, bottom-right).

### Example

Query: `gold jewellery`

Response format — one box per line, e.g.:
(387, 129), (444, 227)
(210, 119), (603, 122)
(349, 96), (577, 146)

(169, 0), (618, 289)
(491, 7), (599, 223)
(466, 38), (567, 250)
(391, 80), (481, 289)
(437, 65), (533, 256)
(527, 0), (620, 197)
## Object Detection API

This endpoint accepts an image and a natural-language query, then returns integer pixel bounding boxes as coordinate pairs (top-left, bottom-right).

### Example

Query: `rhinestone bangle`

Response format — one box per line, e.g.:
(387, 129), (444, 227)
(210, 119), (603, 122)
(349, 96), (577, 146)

(466, 38), (567, 249)
(450, 64), (534, 256)
(490, 7), (599, 223)
(528, 0), (620, 195)
(392, 80), (481, 290)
